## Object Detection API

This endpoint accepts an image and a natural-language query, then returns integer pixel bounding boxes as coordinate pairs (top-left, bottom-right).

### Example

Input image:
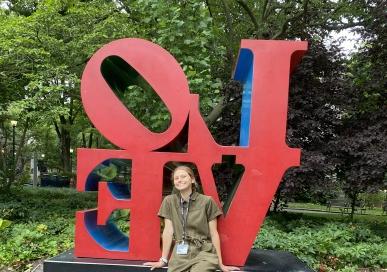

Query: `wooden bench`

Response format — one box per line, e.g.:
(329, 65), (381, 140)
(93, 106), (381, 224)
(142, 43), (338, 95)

(326, 199), (349, 213)
(355, 200), (367, 215)
(383, 201), (387, 215)
(326, 199), (366, 215)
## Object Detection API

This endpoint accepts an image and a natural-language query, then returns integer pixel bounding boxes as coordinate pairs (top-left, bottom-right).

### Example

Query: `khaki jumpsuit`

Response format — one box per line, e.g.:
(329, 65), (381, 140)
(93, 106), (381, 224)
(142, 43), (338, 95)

(158, 192), (223, 272)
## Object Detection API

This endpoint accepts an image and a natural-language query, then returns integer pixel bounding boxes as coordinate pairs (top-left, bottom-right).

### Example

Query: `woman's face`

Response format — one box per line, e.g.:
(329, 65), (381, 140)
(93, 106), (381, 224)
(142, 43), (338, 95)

(173, 169), (194, 192)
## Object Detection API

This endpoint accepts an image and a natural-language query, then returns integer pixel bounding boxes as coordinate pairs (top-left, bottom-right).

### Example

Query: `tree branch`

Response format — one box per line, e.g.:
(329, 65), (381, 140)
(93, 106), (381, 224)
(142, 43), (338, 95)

(272, 0), (310, 40)
(272, 17), (290, 39)
(70, 106), (81, 124)
(260, 0), (269, 23)
(53, 120), (61, 138)
(82, 132), (86, 148)
(236, 0), (259, 36)
(263, 0), (272, 20)
(220, 0), (236, 73)
(69, 97), (74, 125)
(15, 118), (29, 169)
(302, 0), (309, 25)
(205, 0), (213, 17)
(323, 21), (363, 31)
(204, 96), (226, 126)
(59, 115), (67, 125)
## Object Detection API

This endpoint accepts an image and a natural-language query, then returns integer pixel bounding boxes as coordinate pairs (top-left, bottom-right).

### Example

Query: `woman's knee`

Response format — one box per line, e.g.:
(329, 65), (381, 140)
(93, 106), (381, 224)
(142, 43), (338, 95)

(189, 262), (217, 272)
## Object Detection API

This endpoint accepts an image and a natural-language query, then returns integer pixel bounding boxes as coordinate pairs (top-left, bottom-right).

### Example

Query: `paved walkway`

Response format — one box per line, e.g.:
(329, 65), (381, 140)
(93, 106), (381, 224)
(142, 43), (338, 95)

(31, 263), (43, 272)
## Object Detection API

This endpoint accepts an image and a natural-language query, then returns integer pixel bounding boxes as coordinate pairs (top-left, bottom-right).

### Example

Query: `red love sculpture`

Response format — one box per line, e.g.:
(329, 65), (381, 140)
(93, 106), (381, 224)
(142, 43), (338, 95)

(75, 38), (307, 265)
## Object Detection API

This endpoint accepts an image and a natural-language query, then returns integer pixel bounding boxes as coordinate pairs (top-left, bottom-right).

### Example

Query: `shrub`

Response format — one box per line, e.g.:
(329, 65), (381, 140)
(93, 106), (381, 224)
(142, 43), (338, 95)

(0, 218), (74, 269)
(255, 215), (387, 271)
(1, 188), (386, 271)
(0, 187), (96, 271)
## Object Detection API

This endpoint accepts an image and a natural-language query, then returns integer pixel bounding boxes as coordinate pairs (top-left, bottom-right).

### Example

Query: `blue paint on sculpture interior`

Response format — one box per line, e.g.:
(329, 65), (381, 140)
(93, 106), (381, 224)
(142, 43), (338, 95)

(108, 182), (131, 199)
(233, 48), (253, 147)
(84, 210), (129, 251)
(83, 159), (131, 250)
(85, 159), (111, 191)
(85, 172), (100, 191)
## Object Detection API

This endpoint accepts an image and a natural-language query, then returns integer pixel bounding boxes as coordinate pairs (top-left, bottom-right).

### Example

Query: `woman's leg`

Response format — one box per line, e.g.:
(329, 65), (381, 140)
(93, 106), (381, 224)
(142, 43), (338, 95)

(189, 260), (217, 272)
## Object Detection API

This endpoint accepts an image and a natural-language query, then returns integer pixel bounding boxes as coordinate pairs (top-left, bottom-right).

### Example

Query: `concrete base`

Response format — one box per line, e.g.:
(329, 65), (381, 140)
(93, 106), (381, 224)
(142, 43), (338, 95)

(44, 249), (314, 272)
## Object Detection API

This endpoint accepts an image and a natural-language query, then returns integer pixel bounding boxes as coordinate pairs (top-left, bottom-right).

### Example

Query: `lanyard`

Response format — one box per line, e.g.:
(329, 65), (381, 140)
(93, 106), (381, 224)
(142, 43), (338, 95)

(180, 196), (191, 242)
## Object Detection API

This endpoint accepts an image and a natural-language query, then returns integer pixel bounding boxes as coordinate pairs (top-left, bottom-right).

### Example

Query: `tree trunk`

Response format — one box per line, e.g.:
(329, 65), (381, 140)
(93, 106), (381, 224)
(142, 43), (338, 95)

(54, 117), (72, 174)
(273, 195), (281, 212)
(60, 128), (71, 173)
(82, 132), (86, 148)
(88, 132), (93, 148)
(349, 191), (358, 221)
(5, 118), (29, 191)
(273, 185), (284, 212)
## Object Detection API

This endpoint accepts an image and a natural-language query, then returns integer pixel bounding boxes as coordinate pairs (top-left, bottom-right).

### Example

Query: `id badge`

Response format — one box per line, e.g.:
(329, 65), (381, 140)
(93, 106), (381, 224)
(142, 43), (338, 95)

(176, 242), (189, 255)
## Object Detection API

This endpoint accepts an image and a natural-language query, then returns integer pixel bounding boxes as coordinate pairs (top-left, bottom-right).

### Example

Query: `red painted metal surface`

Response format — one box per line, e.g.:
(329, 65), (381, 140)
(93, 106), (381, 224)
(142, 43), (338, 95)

(76, 38), (307, 265)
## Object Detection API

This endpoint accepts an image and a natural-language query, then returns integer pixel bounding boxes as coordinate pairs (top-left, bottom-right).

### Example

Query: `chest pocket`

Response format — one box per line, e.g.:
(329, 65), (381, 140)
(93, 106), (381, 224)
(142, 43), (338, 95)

(186, 208), (209, 234)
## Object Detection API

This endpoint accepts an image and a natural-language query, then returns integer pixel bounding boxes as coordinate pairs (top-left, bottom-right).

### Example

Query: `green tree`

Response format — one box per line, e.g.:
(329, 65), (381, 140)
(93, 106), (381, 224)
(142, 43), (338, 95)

(1, 0), (138, 177)
(204, 0), (361, 205)
(1, 0), (225, 190)
(329, 0), (387, 219)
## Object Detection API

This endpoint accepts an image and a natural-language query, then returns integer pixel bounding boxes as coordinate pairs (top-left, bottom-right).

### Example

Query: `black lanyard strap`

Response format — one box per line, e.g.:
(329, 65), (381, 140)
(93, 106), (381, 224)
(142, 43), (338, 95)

(180, 196), (191, 242)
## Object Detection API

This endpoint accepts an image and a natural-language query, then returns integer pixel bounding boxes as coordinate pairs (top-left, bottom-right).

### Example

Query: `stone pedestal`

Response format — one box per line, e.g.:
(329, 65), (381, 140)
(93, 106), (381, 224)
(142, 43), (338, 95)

(44, 249), (314, 272)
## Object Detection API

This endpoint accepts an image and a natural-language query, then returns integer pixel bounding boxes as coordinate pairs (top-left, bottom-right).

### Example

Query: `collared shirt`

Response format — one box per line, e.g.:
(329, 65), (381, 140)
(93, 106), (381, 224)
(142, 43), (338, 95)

(158, 191), (223, 242)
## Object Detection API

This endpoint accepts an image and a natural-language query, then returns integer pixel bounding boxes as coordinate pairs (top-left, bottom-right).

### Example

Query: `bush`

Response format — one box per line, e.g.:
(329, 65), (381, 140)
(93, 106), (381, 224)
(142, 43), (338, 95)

(0, 219), (74, 268)
(1, 188), (386, 271)
(0, 187), (96, 271)
(360, 192), (386, 209)
(0, 201), (29, 220)
(255, 215), (387, 271)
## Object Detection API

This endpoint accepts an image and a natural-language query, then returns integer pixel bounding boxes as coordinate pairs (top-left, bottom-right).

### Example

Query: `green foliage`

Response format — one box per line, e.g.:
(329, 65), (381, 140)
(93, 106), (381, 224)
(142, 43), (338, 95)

(0, 200), (29, 221)
(360, 192), (386, 209)
(255, 215), (387, 271)
(95, 163), (118, 181)
(1, 0), (139, 182)
(0, 1), (385, 268)
(0, 219), (12, 230)
(111, 209), (130, 234)
(0, 0), (227, 183)
(2, 187), (386, 271)
(101, 56), (172, 133)
(129, 0), (225, 115)
(0, 219), (74, 267)
(0, 187), (96, 270)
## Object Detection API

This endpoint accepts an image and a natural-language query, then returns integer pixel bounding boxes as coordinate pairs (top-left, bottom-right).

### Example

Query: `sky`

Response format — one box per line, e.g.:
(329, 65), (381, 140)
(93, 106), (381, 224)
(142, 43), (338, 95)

(329, 28), (362, 55)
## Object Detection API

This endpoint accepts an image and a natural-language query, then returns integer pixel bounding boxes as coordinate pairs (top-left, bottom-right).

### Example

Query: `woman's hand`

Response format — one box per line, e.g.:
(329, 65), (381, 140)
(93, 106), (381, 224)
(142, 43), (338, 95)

(143, 260), (165, 270)
(143, 219), (173, 270)
(219, 263), (241, 272)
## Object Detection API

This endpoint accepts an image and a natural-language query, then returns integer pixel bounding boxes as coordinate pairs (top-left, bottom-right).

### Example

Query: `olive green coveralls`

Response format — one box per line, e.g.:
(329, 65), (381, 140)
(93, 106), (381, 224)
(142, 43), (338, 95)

(158, 192), (223, 272)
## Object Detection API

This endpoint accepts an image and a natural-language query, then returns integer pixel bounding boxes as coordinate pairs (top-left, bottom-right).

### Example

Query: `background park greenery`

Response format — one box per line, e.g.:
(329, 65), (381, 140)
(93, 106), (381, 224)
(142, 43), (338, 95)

(0, 0), (386, 271)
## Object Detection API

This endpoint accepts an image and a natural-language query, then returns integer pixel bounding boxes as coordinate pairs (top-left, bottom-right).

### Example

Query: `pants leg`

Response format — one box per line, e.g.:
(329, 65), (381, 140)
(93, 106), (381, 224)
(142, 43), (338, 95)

(189, 260), (217, 272)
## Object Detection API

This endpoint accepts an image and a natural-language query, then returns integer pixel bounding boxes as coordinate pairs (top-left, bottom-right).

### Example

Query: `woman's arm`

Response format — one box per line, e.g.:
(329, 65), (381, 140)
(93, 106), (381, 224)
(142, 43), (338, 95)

(144, 219), (174, 270)
(161, 219), (174, 259)
(209, 219), (240, 272)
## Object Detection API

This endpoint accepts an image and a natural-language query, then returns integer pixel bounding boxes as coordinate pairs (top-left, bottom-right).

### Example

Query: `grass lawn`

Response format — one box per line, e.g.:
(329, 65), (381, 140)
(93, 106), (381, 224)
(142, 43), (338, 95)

(292, 209), (387, 225)
(287, 202), (385, 216)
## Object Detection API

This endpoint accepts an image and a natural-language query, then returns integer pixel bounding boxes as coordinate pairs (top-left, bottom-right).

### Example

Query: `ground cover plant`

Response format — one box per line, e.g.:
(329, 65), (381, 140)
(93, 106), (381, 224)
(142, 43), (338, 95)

(255, 213), (387, 271)
(0, 187), (96, 271)
(1, 187), (386, 271)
